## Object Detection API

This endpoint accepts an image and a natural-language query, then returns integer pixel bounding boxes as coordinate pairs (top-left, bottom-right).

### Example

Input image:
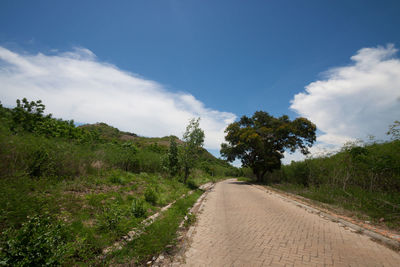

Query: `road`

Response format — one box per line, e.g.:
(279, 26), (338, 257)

(181, 179), (400, 266)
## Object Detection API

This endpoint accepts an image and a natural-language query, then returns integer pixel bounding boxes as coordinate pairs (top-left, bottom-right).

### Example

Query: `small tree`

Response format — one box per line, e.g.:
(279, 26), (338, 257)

(11, 98), (47, 132)
(168, 136), (179, 176)
(119, 141), (138, 171)
(180, 118), (205, 183)
(221, 111), (316, 183)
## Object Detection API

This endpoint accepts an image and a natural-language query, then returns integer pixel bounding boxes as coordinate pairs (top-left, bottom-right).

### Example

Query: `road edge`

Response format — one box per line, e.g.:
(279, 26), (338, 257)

(250, 183), (400, 251)
(149, 181), (217, 266)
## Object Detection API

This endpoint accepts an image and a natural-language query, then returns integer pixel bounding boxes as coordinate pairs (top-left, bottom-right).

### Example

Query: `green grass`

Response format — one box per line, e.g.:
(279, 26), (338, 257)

(107, 190), (202, 265)
(0, 100), (236, 265)
(0, 171), (195, 265)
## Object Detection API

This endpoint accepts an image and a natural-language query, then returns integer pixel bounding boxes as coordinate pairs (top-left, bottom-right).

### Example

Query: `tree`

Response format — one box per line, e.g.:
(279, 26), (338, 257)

(180, 118), (205, 183)
(167, 136), (179, 176)
(119, 141), (138, 171)
(11, 98), (47, 132)
(220, 111), (316, 183)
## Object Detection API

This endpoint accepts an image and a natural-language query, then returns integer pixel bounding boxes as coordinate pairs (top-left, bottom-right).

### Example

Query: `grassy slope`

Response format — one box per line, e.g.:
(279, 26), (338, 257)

(0, 167), (194, 264)
(0, 103), (235, 265)
(108, 190), (202, 265)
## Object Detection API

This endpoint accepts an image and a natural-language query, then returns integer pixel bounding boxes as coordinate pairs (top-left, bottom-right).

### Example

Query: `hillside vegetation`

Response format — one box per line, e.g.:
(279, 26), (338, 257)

(251, 125), (400, 230)
(0, 98), (237, 265)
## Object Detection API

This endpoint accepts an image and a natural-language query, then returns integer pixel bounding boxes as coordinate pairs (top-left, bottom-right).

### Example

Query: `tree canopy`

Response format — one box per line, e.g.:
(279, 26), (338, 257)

(220, 111), (316, 182)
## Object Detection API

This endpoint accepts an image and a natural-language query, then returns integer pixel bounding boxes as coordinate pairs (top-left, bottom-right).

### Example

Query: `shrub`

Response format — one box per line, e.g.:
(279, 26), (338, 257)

(144, 187), (158, 205)
(97, 205), (123, 232)
(187, 179), (198, 190)
(28, 146), (54, 178)
(131, 198), (146, 218)
(0, 214), (68, 266)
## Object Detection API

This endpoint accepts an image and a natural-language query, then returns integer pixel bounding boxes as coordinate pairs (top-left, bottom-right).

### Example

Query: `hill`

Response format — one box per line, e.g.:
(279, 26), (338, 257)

(0, 98), (237, 265)
(78, 122), (235, 176)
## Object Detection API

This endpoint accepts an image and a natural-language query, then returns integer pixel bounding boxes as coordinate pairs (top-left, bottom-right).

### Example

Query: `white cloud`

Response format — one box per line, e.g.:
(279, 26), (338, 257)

(289, 44), (400, 162)
(0, 46), (236, 149)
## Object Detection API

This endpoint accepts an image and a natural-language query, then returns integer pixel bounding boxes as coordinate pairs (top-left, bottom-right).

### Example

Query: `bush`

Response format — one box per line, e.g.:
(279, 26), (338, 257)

(144, 187), (158, 205)
(97, 205), (123, 232)
(28, 146), (54, 178)
(0, 214), (68, 266)
(187, 179), (198, 190)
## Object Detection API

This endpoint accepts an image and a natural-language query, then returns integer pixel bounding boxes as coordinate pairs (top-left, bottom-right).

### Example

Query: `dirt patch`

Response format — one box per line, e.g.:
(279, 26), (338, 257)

(64, 184), (123, 197)
(120, 135), (136, 141)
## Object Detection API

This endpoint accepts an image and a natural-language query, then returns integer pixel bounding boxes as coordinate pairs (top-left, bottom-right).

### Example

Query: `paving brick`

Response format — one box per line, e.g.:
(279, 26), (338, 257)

(174, 179), (400, 266)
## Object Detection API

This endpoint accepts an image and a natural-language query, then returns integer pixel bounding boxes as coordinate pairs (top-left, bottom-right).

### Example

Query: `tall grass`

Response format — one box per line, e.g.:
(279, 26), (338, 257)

(277, 140), (400, 192)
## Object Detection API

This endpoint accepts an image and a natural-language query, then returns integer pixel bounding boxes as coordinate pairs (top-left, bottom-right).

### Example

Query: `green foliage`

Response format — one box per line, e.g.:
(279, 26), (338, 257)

(0, 214), (69, 266)
(276, 139), (400, 192)
(180, 118), (205, 183)
(101, 142), (139, 172)
(131, 198), (146, 218)
(97, 205), (123, 232)
(10, 98), (97, 143)
(110, 191), (202, 265)
(0, 127), (95, 180)
(80, 122), (136, 142)
(28, 145), (54, 178)
(144, 187), (158, 205)
(135, 149), (163, 173)
(167, 137), (180, 176)
(108, 171), (126, 184)
(221, 111), (316, 182)
(0, 98), (236, 264)
(11, 98), (46, 133)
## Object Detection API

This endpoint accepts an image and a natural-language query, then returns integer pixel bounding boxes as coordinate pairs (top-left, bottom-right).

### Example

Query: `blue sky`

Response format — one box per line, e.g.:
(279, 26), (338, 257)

(1, 0), (400, 162)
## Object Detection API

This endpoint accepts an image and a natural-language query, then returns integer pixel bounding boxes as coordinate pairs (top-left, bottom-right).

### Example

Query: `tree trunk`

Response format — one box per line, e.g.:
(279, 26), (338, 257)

(255, 170), (268, 183)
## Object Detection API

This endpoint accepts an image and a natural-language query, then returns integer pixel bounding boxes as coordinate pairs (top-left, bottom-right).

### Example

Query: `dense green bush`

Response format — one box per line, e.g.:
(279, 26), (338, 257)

(9, 98), (97, 143)
(0, 214), (68, 266)
(144, 187), (158, 205)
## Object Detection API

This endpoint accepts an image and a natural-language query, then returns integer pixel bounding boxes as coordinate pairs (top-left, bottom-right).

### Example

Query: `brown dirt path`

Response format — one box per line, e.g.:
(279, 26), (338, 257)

(179, 179), (400, 266)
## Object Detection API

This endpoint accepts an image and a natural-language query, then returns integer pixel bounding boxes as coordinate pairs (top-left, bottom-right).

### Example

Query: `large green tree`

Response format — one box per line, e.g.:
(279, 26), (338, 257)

(220, 111), (316, 182)
(180, 118), (205, 183)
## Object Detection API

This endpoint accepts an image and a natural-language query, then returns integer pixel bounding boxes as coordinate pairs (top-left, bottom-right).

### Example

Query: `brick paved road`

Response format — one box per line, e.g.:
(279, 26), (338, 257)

(182, 179), (400, 266)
